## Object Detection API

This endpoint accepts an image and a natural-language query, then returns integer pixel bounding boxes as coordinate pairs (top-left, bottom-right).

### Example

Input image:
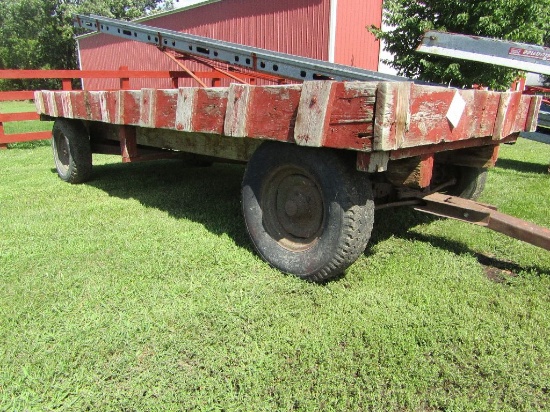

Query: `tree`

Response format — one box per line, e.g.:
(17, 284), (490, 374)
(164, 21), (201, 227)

(371, 0), (550, 90)
(0, 0), (171, 90)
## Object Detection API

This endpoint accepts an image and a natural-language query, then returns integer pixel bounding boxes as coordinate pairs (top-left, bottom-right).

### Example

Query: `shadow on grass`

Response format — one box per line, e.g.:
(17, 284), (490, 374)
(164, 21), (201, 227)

(64, 159), (254, 251)
(495, 158), (549, 175)
(368, 207), (550, 280)
(407, 231), (550, 280)
(56, 161), (548, 280)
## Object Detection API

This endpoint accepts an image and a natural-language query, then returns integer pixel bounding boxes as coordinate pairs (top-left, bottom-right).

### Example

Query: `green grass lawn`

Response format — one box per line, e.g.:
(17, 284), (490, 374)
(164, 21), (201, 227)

(1, 137), (549, 411)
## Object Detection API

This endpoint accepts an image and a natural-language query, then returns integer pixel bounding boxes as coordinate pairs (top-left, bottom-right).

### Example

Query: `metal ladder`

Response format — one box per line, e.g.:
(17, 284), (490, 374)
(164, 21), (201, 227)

(75, 14), (409, 83)
(417, 31), (550, 76)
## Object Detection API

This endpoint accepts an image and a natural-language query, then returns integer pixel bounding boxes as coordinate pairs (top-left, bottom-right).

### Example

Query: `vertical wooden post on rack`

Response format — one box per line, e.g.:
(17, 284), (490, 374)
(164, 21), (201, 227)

(171, 76), (179, 89)
(61, 78), (72, 91)
(212, 78), (221, 87)
(118, 66), (137, 161)
(119, 66), (130, 90)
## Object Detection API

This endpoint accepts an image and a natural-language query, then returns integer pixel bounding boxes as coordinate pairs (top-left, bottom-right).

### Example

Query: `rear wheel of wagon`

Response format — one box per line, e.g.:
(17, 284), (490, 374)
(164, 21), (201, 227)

(433, 164), (488, 200)
(52, 119), (92, 184)
(242, 142), (374, 282)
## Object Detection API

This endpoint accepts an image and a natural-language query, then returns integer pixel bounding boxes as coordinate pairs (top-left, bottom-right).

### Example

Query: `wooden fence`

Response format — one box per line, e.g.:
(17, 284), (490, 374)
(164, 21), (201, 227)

(0, 67), (253, 149)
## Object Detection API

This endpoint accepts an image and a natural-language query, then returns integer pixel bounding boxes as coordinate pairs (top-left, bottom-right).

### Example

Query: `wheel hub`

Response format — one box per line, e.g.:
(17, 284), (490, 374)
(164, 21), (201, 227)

(263, 168), (324, 250)
(54, 132), (70, 172)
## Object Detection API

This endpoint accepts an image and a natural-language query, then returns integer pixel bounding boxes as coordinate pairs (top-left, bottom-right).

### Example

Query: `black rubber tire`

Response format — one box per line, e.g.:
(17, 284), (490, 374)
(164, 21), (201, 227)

(433, 164), (488, 201)
(52, 119), (92, 184)
(451, 166), (488, 200)
(242, 142), (374, 282)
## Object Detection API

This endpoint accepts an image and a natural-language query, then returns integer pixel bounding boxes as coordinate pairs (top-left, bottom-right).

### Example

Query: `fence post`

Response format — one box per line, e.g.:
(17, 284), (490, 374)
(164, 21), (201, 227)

(0, 121), (6, 150)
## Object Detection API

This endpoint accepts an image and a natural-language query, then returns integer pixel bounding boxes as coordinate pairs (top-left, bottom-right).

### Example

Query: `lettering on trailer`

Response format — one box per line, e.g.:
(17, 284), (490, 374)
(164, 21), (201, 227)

(509, 47), (550, 62)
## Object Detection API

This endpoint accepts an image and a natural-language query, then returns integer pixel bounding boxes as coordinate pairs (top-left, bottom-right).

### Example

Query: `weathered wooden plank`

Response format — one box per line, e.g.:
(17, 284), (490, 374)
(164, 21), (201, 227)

(33, 91), (45, 114)
(294, 81), (336, 147)
(325, 82), (376, 151)
(43, 91), (58, 117)
(99, 91), (119, 124)
(525, 95), (542, 132)
(175, 87), (196, 132)
(54, 92), (65, 118)
(407, 86), (469, 147)
(139, 89), (156, 128)
(136, 128), (262, 162)
(153, 89), (178, 129)
(224, 84), (252, 137)
(329, 82), (377, 123)
(374, 82), (411, 151)
(386, 154), (434, 189)
(356, 151), (390, 173)
(70, 91), (88, 120)
(59, 91), (73, 118)
(87, 92), (103, 122)
(119, 91), (141, 125)
(435, 144), (500, 168)
(191, 88), (229, 134)
(470, 90), (501, 137)
(246, 85), (301, 142)
(500, 91), (522, 138)
(32, 83), (539, 157)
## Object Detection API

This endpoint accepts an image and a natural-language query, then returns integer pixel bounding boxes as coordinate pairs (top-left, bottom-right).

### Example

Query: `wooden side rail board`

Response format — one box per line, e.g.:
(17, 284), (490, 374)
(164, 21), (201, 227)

(0, 131), (52, 144)
(416, 193), (550, 251)
(34, 81), (541, 157)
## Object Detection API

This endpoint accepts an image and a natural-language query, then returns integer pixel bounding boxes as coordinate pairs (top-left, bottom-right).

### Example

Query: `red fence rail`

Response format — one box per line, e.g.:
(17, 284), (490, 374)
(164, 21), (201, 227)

(0, 67), (255, 148)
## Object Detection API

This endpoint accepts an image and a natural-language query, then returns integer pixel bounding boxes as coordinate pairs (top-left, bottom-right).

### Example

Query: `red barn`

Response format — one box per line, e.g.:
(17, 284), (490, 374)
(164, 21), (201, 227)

(77, 0), (383, 90)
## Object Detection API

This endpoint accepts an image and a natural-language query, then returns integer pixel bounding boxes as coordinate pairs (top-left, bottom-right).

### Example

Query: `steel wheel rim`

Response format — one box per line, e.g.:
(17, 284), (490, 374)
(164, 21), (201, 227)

(261, 166), (324, 251)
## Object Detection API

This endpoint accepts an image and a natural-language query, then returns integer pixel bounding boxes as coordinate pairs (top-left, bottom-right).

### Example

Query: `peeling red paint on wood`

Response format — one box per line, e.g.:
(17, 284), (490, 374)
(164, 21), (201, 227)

(70, 92), (88, 120)
(153, 89), (178, 129)
(191, 88), (229, 134)
(35, 81), (539, 156)
(246, 85), (301, 142)
(324, 82), (376, 150)
(120, 91), (142, 125)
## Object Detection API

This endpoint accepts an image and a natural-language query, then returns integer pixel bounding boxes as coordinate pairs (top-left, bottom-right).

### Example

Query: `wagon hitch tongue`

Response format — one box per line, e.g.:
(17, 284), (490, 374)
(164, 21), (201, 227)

(415, 193), (550, 251)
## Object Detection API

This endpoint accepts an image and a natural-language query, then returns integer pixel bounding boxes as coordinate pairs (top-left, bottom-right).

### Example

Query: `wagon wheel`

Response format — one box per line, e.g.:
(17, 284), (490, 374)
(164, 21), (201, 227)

(52, 119), (92, 184)
(432, 164), (488, 200)
(242, 142), (374, 282)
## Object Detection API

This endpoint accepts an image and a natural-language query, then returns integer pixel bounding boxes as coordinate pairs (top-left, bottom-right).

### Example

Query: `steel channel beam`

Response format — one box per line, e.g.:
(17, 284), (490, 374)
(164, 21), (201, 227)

(75, 14), (411, 83)
(416, 193), (550, 251)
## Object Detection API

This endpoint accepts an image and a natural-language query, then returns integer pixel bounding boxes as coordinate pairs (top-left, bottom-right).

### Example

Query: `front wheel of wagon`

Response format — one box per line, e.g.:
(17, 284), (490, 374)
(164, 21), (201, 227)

(433, 164), (488, 201)
(242, 142), (374, 282)
(52, 119), (92, 184)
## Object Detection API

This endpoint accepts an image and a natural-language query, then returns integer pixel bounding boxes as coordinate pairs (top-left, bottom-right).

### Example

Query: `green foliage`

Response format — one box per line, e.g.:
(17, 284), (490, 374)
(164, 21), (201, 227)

(372, 0), (550, 90)
(0, 0), (172, 90)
